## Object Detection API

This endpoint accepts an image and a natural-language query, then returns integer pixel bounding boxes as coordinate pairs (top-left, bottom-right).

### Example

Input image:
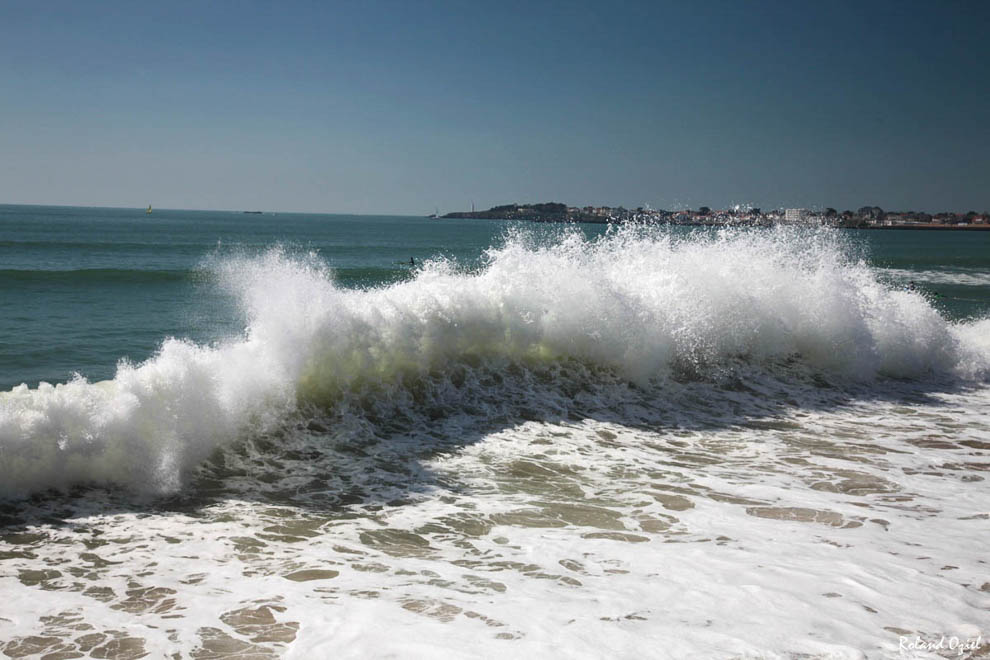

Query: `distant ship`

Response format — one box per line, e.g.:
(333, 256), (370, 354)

(146, 205), (152, 215)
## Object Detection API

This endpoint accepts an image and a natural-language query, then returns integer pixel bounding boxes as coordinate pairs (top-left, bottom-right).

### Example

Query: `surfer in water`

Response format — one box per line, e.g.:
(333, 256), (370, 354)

(906, 280), (946, 299)
(410, 257), (415, 266)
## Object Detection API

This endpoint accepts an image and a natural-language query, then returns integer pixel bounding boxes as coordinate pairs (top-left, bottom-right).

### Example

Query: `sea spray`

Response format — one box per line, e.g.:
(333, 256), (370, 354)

(1, 225), (987, 497)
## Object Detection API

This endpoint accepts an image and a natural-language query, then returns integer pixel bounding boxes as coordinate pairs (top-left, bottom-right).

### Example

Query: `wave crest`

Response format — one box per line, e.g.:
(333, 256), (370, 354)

(1, 226), (987, 497)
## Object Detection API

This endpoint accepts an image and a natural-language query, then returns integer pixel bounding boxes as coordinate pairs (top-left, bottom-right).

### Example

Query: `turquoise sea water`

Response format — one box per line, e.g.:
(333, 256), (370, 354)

(3, 204), (988, 390)
(0, 205), (514, 389)
(1, 204), (989, 657)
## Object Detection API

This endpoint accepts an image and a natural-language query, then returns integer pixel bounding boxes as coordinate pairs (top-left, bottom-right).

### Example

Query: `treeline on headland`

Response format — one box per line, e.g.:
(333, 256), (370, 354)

(440, 203), (990, 229)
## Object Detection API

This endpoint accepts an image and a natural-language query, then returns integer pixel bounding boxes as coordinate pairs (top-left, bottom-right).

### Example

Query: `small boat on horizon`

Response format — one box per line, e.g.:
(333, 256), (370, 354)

(146, 205), (152, 215)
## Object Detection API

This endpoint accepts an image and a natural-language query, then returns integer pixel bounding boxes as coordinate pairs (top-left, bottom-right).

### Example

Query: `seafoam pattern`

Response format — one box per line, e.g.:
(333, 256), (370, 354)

(1, 370), (988, 659)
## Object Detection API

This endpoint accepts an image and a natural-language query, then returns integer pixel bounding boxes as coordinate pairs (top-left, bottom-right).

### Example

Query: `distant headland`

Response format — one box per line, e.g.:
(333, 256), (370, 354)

(440, 203), (990, 229)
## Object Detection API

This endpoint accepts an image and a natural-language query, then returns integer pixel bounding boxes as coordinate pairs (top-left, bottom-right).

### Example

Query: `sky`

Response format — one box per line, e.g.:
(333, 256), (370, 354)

(1, 0), (987, 214)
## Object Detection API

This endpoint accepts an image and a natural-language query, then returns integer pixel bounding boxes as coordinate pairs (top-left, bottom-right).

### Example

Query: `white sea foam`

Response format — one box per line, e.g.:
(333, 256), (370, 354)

(1, 226), (988, 497)
(885, 266), (990, 287)
(2, 360), (988, 658)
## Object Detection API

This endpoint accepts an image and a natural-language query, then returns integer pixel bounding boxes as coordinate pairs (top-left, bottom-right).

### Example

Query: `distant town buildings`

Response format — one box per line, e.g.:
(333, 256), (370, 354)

(441, 203), (990, 229)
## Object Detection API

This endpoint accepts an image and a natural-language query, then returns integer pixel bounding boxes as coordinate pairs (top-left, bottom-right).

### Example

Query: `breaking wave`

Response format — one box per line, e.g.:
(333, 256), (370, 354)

(1, 225), (988, 497)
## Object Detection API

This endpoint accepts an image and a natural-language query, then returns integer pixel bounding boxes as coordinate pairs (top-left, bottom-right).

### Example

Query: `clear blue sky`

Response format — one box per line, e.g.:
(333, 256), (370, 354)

(1, 0), (987, 214)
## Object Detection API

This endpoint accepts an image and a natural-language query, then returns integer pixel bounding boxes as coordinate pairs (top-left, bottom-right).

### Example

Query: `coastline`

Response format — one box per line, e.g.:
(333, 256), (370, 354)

(440, 205), (990, 230)
(854, 223), (990, 230)
(441, 212), (990, 230)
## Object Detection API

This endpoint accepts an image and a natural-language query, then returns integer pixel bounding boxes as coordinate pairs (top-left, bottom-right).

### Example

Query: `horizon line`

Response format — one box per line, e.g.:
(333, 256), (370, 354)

(1, 200), (986, 216)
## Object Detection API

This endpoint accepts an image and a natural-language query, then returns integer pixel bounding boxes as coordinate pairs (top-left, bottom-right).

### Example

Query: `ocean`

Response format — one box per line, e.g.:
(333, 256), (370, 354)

(1, 204), (988, 658)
